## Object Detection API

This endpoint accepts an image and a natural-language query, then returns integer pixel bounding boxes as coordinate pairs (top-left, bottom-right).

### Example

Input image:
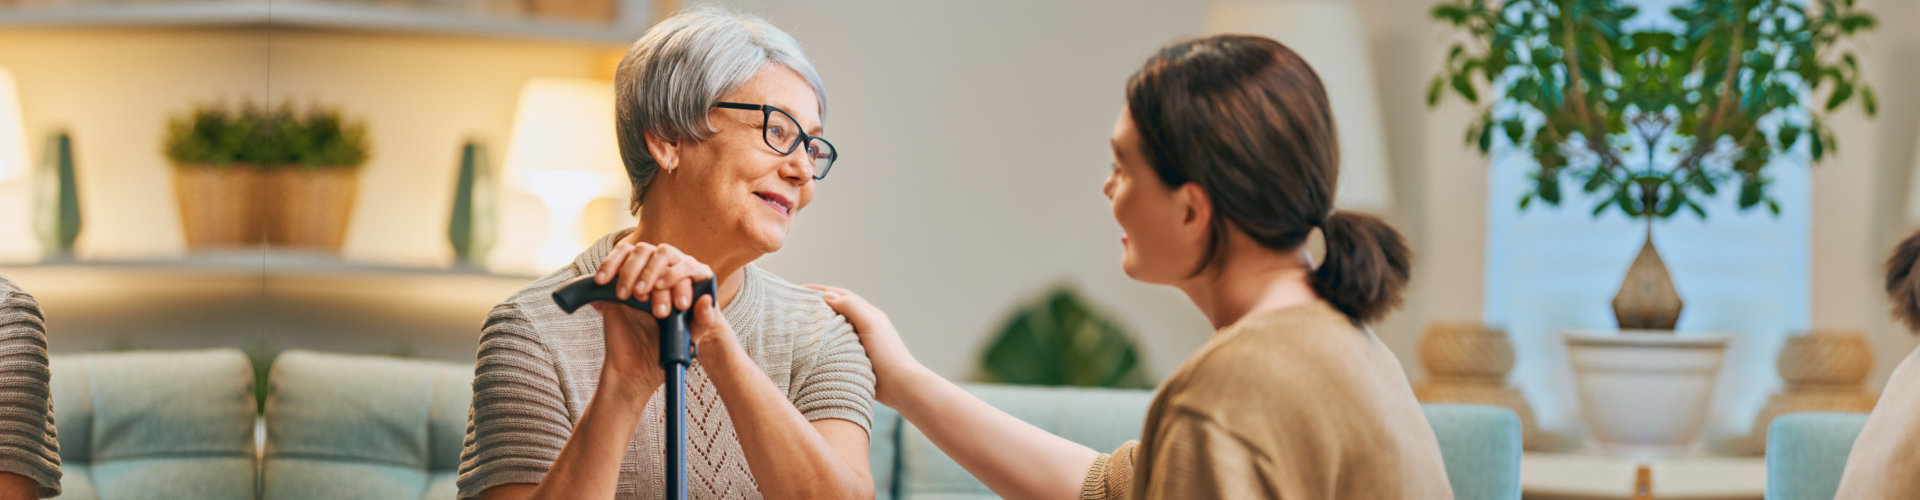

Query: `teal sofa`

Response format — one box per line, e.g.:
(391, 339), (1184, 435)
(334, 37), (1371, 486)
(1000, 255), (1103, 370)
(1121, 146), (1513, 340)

(260, 350), (470, 500)
(258, 350), (1523, 500)
(1765, 412), (1871, 500)
(49, 349), (258, 500)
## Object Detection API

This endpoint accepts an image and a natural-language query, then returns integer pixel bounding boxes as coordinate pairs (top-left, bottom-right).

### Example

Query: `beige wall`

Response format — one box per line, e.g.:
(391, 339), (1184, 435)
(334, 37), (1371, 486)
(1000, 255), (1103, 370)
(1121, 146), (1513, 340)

(263, 31), (614, 266)
(0, 28), (270, 260)
(1828, 0), (1920, 390)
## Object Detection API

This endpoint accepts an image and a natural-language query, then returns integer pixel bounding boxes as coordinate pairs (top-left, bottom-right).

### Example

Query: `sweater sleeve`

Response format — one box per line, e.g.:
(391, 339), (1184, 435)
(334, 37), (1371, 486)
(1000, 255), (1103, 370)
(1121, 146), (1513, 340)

(787, 305), (876, 434)
(1137, 410), (1277, 500)
(0, 285), (60, 499)
(1082, 440), (1138, 500)
(456, 301), (574, 499)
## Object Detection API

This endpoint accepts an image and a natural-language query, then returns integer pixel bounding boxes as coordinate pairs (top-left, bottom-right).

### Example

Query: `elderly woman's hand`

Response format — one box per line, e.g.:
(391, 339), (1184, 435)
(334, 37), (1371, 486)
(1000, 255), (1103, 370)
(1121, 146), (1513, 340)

(591, 241), (735, 394)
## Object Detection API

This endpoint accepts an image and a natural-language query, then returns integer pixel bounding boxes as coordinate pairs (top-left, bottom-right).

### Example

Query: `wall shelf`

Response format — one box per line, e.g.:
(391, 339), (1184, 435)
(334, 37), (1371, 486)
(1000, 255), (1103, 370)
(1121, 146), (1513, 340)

(2, 253), (537, 361)
(0, 0), (652, 45)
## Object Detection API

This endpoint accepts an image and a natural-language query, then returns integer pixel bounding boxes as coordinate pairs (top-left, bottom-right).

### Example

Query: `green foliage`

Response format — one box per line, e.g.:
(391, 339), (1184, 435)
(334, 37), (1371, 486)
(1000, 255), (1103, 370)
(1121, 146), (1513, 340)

(163, 99), (370, 169)
(978, 285), (1152, 389)
(1428, 0), (1877, 220)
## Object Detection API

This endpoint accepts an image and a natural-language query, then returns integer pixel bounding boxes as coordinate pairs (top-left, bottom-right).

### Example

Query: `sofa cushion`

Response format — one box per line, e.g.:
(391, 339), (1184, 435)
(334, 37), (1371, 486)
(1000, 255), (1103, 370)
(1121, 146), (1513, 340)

(50, 349), (258, 500)
(262, 350), (472, 500)
(1766, 412), (1869, 500)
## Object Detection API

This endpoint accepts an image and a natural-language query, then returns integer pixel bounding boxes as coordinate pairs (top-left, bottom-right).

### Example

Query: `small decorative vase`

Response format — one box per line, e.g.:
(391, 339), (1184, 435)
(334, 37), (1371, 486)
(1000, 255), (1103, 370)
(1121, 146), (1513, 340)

(1614, 237), (1683, 330)
(447, 141), (497, 269)
(1413, 321), (1548, 449)
(1738, 329), (1877, 454)
(32, 131), (80, 258)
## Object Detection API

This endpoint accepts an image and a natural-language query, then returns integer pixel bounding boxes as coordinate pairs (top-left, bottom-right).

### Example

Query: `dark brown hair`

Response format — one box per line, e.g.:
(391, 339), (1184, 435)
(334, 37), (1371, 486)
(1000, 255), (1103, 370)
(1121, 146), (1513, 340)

(1125, 34), (1411, 324)
(1884, 230), (1920, 332)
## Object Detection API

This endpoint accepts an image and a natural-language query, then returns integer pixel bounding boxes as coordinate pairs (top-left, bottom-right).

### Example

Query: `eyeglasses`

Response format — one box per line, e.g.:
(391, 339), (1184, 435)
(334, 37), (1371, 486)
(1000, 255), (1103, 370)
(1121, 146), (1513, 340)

(713, 102), (838, 180)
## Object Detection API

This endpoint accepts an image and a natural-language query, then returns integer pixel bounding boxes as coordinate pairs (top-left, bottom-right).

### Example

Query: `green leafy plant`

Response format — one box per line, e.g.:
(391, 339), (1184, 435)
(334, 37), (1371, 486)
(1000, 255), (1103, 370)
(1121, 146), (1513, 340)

(1427, 0), (1876, 220)
(977, 285), (1151, 389)
(163, 99), (370, 169)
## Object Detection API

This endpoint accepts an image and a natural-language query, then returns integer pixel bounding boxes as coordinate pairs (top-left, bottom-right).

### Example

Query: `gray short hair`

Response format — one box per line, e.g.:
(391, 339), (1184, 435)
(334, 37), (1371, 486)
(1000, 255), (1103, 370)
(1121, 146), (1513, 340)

(615, 4), (827, 213)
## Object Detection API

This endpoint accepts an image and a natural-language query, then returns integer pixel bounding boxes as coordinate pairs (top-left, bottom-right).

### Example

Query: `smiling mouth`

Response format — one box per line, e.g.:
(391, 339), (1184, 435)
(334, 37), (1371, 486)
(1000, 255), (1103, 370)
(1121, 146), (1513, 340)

(754, 192), (793, 217)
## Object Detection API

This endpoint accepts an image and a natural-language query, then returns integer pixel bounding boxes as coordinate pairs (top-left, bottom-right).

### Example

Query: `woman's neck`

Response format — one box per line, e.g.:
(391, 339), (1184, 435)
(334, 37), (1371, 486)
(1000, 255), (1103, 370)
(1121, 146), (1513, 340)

(624, 215), (752, 310)
(1175, 235), (1321, 331)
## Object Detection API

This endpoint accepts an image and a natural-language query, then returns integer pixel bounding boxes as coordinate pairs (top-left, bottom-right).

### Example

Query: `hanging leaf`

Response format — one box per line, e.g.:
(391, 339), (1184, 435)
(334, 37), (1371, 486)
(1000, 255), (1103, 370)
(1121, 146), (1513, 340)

(1452, 71), (1480, 103)
(1826, 82), (1854, 110)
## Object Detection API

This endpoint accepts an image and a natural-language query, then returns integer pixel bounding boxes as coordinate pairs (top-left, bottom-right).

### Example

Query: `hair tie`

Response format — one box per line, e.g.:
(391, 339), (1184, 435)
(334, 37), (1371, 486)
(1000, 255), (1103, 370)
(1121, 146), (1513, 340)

(1317, 208), (1339, 228)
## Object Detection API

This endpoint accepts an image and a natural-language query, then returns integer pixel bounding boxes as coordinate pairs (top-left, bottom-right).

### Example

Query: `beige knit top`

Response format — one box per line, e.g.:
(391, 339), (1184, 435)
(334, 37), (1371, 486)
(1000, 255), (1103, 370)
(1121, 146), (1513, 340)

(1081, 301), (1452, 499)
(1835, 344), (1920, 498)
(456, 230), (876, 499)
(0, 275), (61, 498)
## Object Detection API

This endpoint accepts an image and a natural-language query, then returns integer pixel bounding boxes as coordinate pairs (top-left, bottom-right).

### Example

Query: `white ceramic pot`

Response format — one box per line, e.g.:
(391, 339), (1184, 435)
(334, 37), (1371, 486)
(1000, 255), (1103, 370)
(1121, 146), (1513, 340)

(1563, 330), (1730, 455)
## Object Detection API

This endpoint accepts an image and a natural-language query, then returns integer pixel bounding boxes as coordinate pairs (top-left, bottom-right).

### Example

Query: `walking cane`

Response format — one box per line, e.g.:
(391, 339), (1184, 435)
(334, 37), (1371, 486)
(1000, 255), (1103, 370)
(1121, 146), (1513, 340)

(553, 276), (715, 500)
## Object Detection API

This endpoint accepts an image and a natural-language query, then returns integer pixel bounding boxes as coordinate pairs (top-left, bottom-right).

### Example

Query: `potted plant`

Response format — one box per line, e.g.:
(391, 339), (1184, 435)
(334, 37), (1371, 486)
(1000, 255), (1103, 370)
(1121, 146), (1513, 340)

(263, 103), (369, 251)
(978, 285), (1152, 389)
(165, 101), (271, 249)
(164, 100), (369, 252)
(1428, 0), (1876, 452)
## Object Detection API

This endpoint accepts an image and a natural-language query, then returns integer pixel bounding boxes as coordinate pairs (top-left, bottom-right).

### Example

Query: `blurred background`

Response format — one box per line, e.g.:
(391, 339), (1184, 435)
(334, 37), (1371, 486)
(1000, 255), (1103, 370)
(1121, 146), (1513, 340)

(0, 0), (1916, 497)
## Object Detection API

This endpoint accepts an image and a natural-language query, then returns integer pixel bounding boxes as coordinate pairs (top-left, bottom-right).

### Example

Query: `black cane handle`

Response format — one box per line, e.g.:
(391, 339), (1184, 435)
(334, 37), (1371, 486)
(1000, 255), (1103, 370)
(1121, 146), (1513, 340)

(552, 276), (716, 366)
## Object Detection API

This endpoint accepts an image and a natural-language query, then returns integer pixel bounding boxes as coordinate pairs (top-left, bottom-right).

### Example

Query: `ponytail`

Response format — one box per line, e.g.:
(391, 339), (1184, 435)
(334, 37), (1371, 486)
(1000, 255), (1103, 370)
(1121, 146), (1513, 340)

(1884, 230), (1920, 332)
(1312, 211), (1412, 325)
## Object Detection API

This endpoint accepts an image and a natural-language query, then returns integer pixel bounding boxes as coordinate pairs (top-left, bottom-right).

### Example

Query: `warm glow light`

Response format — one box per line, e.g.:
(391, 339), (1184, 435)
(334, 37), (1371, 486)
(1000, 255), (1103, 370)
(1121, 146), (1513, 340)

(0, 67), (26, 183)
(1206, 0), (1393, 211)
(525, 169), (607, 270)
(0, 66), (35, 262)
(502, 77), (626, 272)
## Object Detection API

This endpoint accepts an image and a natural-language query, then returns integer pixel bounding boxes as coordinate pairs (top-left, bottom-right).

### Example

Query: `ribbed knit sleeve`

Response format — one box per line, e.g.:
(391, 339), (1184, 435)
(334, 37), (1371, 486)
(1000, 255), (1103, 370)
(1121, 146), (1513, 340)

(456, 301), (573, 499)
(0, 279), (60, 499)
(781, 286), (876, 434)
(1082, 440), (1137, 500)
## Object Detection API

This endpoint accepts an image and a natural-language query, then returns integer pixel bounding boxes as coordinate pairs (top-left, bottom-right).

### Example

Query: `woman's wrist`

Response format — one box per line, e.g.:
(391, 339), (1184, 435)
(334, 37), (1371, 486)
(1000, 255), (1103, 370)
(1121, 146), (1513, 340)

(880, 362), (942, 411)
(595, 369), (661, 411)
(697, 333), (750, 379)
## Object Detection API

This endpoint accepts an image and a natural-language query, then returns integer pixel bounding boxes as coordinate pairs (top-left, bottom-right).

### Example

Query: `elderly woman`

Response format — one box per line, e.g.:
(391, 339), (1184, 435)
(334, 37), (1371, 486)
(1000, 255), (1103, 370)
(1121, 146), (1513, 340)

(456, 6), (874, 500)
(0, 274), (61, 500)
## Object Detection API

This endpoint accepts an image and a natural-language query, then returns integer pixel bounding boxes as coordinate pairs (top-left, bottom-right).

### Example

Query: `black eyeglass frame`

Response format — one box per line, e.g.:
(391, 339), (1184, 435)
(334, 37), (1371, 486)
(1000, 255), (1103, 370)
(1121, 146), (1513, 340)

(713, 101), (837, 180)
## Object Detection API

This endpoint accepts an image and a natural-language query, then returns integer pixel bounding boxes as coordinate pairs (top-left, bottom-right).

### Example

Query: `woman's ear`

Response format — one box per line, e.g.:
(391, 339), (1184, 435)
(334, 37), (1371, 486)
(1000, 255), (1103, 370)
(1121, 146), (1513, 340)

(644, 131), (680, 173)
(1175, 182), (1212, 244)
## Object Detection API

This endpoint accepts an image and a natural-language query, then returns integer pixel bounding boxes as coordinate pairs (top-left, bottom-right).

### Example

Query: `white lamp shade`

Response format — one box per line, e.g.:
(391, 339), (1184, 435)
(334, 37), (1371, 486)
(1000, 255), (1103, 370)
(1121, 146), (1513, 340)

(0, 66), (32, 262)
(499, 77), (629, 272)
(1205, 0), (1393, 212)
(502, 77), (625, 196)
(0, 67), (27, 183)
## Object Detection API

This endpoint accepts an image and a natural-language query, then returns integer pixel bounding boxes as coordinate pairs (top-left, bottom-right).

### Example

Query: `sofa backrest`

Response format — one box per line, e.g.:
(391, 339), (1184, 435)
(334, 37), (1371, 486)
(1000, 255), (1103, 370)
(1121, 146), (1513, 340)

(871, 383), (1151, 500)
(50, 348), (258, 500)
(869, 384), (1524, 500)
(260, 349), (471, 500)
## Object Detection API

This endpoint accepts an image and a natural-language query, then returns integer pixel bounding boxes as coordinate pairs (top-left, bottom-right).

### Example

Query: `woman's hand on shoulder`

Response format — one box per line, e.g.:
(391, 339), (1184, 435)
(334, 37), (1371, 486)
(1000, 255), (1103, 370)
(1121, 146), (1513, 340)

(804, 284), (925, 406)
